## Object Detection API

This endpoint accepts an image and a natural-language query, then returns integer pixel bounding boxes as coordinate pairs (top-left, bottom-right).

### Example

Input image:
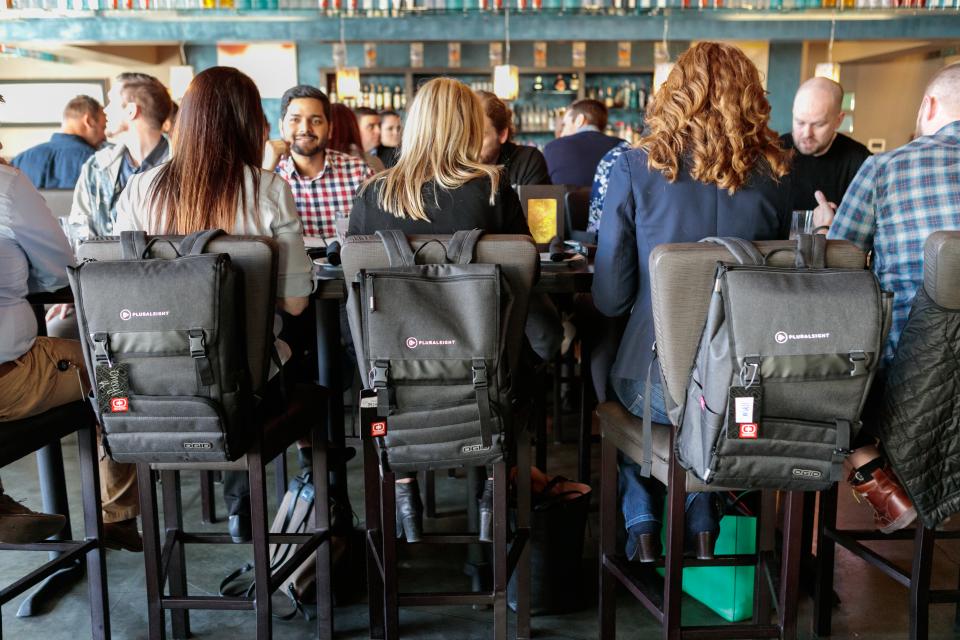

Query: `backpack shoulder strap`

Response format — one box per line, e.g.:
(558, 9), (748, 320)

(120, 230), (149, 260)
(700, 237), (765, 266)
(179, 229), (226, 256)
(794, 233), (827, 269)
(446, 229), (483, 265)
(376, 230), (415, 267)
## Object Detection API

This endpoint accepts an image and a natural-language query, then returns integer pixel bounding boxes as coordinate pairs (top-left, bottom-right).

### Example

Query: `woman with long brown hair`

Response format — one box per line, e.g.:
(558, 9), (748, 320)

(592, 42), (792, 563)
(328, 103), (385, 172)
(114, 66), (314, 541)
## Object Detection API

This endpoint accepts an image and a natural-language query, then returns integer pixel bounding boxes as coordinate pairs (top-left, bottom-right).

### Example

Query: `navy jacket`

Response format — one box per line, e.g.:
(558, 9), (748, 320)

(543, 129), (625, 187)
(592, 148), (792, 388)
(11, 133), (97, 190)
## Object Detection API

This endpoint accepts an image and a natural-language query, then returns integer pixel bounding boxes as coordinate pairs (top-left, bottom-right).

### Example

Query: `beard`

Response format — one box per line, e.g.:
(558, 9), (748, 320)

(290, 135), (324, 157)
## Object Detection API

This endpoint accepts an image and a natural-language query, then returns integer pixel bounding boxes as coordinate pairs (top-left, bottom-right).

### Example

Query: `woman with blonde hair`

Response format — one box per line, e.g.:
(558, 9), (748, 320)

(348, 77), (531, 544)
(593, 42), (792, 563)
(348, 77), (528, 235)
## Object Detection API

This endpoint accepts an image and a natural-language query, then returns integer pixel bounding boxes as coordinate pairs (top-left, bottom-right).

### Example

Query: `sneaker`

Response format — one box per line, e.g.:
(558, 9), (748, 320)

(0, 491), (65, 544)
(849, 463), (917, 534)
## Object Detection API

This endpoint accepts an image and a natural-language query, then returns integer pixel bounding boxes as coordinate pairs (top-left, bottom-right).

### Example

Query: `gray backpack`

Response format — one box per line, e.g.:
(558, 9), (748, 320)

(344, 230), (516, 472)
(671, 235), (893, 491)
(68, 229), (253, 463)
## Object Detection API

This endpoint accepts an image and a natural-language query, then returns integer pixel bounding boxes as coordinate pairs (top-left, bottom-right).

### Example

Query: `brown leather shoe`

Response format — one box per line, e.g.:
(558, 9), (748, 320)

(0, 491), (65, 544)
(849, 464), (917, 534)
(627, 532), (662, 563)
(103, 518), (143, 552)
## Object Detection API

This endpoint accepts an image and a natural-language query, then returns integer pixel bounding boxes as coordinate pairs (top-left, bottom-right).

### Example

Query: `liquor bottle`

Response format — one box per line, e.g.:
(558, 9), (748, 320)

(570, 73), (580, 92)
(533, 76), (544, 92)
(329, 89), (338, 103)
(554, 74), (567, 91)
(374, 85), (384, 109)
(604, 87), (615, 108)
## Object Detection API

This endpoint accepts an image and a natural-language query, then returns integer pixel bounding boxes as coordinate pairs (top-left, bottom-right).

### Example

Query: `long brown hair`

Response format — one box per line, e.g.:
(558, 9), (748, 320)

(641, 42), (789, 194)
(327, 103), (364, 155)
(365, 78), (499, 222)
(149, 67), (266, 234)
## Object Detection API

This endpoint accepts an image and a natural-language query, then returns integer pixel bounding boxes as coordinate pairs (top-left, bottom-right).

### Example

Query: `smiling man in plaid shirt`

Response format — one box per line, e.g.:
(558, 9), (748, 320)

(264, 85), (372, 238)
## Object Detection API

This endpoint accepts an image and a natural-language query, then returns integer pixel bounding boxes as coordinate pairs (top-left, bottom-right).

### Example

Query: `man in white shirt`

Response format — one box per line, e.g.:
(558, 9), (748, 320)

(0, 100), (141, 550)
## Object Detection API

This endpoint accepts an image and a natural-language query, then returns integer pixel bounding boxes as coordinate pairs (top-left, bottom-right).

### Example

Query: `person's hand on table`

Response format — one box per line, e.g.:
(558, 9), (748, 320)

(812, 190), (837, 234)
(262, 139), (290, 172)
(45, 303), (74, 322)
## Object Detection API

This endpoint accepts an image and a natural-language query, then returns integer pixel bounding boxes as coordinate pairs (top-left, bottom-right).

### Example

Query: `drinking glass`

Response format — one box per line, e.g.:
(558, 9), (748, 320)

(790, 210), (814, 239)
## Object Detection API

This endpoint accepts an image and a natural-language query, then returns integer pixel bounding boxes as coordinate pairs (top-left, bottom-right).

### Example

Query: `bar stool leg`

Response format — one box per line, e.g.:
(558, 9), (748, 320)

(312, 426), (333, 640)
(552, 355), (563, 444)
(753, 491), (776, 625)
(248, 450), (273, 639)
(492, 461), (508, 640)
(381, 470), (399, 640)
(78, 424), (110, 640)
(363, 440), (385, 640)
(274, 452), (288, 505)
(778, 491), (803, 640)
(138, 464), (167, 640)
(598, 436), (617, 640)
(515, 433), (532, 640)
(577, 340), (593, 484)
(160, 471), (190, 639)
(910, 525), (935, 640)
(662, 446), (687, 640)
(200, 471), (217, 524)
(422, 470), (437, 518)
(813, 485), (839, 637)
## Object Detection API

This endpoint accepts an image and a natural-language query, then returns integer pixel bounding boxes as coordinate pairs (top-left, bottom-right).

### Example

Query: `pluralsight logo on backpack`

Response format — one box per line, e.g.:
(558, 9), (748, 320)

(120, 308), (171, 321)
(774, 330), (831, 344)
(405, 336), (457, 349)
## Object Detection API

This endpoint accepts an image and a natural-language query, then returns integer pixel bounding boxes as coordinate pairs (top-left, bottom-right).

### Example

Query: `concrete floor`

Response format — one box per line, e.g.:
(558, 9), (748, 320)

(2, 421), (960, 640)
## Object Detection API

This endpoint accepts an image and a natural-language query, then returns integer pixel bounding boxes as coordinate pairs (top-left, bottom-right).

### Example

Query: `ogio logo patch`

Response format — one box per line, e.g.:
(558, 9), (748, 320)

(461, 443), (491, 454)
(183, 442), (213, 450)
(792, 468), (822, 479)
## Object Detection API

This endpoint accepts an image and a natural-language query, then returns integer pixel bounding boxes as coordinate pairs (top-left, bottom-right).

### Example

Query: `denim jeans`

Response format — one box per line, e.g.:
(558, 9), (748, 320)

(610, 376), (702, 533)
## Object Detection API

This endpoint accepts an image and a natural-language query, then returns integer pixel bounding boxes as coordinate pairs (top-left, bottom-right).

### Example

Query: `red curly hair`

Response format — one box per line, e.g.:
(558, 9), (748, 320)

(641, 42), (789, 194)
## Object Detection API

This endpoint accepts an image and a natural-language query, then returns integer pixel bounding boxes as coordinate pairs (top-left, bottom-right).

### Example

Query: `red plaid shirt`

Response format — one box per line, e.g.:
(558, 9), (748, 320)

(275, 150), (373, 238)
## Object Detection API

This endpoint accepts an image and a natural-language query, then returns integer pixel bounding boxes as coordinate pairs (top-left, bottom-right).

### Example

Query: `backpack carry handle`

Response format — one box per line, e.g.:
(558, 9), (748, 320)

(120, 230), (156, 260)
(179, 229), (226, 256)
(377, 229), (483, 267)
(762, 233), (826, 270)
(700, 237), (766, 266)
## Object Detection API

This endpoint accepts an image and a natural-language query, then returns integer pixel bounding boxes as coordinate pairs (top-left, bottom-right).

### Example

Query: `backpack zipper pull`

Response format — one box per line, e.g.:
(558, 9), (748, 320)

(368, 276), (376, 312)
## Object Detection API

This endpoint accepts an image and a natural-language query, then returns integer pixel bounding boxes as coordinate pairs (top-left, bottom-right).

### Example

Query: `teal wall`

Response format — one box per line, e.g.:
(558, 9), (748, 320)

(767, 42), (803, 136)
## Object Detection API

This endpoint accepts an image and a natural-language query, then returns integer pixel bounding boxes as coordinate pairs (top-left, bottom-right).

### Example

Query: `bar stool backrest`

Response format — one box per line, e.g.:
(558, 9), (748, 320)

(341, 233), (537, 379)
(76, 235), (278, 393)
(649, 239), (867, 413)
(924, 231), (960, 309)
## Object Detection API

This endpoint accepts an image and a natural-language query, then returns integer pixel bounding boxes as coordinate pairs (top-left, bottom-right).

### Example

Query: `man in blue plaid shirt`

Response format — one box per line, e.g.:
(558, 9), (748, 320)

(825, 63), (960, 365)
(817, 62), (960, 534)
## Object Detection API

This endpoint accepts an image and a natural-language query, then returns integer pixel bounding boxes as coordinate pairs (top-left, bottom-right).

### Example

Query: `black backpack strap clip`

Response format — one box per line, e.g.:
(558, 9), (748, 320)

(92, 332), (112, 367)
(188, 328), (214, 386)
(371, 360), (390, 416)
(472, 358), (493, 448)
(832, 418), (854, 481)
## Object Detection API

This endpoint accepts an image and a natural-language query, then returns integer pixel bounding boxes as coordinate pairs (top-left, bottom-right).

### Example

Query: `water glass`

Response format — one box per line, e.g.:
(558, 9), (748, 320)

(790, 210), (814, 239)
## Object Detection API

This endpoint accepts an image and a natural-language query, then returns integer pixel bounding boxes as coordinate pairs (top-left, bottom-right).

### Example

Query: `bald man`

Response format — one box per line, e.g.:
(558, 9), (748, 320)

(780, 77), (871, 211)
(813, 63), (960, 533)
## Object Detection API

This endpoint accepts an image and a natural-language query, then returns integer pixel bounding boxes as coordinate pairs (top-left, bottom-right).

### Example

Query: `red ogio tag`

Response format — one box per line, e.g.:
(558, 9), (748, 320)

(739, 423), (758, 439)
(110, 397), (129, 413)
(370, 421), (387, 437)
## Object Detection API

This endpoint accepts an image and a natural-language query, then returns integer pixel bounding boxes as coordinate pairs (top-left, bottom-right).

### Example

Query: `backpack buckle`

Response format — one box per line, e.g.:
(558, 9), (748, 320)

(188, 329), (206, 358)
(370, 361), (389, 388)
(848, 351), (867, 376)
(472, 360), (488, 388)
(739, 355), (761, 388)
(92, 332), (113, 367)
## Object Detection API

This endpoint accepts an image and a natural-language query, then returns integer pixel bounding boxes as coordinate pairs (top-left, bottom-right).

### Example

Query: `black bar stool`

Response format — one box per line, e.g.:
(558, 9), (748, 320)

(0, 401), (110, 639)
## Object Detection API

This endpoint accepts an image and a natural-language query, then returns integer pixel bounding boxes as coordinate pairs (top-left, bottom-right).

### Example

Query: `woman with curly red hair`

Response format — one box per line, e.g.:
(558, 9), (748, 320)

(592, 42), (792, 563)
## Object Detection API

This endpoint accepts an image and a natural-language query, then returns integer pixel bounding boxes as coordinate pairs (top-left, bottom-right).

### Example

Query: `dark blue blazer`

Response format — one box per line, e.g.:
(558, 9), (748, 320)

(11, 133), (96, 190)
(543, 129), (625, 187)
(592, 148), (792, 387)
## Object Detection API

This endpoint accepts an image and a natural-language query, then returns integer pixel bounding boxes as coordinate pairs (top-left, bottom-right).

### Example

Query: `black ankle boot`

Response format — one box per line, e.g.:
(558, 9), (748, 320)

(478, 478), (494, 543)
(395, 481), (423, 543)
